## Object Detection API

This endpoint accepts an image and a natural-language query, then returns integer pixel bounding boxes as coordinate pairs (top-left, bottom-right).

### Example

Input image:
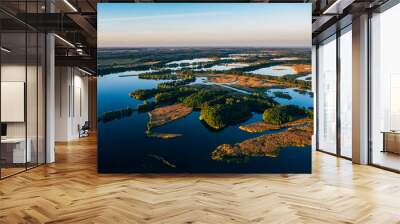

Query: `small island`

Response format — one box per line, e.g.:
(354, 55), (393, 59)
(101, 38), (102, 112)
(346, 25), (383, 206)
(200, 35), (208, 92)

(147, 132), (182, 139)
(129, 89), (157, 100)
(272, 91), (292, 100)
(207, 74), (275, 89)
(199, 102), (251, 130)
(98, 107), (135, 123)
(239, 117), (313, 133)
(148, 103), (193, 128)
(262, 105), (308, 125)
(138, 73), (179, 80)
(290, 63), (311, 74)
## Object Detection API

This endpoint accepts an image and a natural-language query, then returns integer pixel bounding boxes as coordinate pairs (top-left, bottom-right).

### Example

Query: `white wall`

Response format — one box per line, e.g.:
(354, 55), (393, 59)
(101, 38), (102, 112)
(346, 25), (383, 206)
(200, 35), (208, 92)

(55, 67), (89, 141)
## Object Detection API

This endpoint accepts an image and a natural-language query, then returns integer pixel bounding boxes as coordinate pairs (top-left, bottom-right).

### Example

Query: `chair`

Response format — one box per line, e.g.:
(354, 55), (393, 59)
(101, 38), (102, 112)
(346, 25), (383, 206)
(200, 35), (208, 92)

(79, 121), (90, 138)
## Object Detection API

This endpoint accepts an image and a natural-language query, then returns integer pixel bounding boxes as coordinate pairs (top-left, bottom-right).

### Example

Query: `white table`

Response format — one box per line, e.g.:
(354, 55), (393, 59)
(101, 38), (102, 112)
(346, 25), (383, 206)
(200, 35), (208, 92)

(1, 138), (31, 163)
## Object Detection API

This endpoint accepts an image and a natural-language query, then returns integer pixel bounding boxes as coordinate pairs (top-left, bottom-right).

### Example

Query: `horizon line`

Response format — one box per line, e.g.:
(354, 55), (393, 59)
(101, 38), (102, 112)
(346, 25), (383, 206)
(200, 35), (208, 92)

(98, 46), (311, 49)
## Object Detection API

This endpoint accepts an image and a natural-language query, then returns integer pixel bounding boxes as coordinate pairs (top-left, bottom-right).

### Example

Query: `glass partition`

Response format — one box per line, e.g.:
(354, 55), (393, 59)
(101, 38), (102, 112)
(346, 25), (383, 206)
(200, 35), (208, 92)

(370, 3), (400, 171)
(1, 30), (28, 177)
(0, 2), (46, 179)
(27, 31), (38, 169)
(317, 35), (337, 154)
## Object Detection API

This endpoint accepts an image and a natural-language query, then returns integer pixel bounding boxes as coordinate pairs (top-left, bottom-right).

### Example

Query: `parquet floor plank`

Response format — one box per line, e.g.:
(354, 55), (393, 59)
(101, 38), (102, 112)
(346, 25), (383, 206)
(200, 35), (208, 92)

(0, 135), (399, 223)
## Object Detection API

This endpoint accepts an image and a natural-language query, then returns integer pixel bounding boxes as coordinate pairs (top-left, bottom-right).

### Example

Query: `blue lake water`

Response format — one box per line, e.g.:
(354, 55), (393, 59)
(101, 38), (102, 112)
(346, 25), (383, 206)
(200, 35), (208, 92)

(266, 88), (314, 109)
(112, 69), (156, 77)
(248, 65), (296, 76)
(98, 73), (312, 173)
(296, 74), (312, 81)
(206, 63), (249, 71)
(166, 58), (215, 65)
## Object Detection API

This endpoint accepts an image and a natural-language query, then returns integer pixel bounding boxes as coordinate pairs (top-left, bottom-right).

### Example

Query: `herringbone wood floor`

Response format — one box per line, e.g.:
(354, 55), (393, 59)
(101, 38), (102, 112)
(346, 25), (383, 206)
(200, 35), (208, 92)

(1, 135), (400, 224)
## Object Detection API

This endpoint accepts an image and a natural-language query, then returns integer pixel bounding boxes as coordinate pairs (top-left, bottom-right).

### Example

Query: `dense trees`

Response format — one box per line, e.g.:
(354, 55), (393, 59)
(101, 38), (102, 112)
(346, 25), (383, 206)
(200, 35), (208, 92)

(262, 105), (307, 125)
(137, 101), (156, 112)
(183, 89), (228, 109)
(200, 102), (251, 130)
(98, 107), (134, 123)
(138, 73), (178, 80)
(157, 76), (195, 89)
(273, 91), (292, 100)
(129, 89), (158, 100)
(199, 104), (225, 129)
(181, 89), (276, 130)
(239, 94), (276, 113)
(154, 86), (197, 104)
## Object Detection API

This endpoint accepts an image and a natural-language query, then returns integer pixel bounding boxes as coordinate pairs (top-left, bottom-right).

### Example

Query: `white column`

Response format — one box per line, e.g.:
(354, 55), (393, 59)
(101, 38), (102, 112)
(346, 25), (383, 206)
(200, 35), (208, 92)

(352, 14), (369, 164)
(46, 32), (55, 163)
(55, 67), (73, 141)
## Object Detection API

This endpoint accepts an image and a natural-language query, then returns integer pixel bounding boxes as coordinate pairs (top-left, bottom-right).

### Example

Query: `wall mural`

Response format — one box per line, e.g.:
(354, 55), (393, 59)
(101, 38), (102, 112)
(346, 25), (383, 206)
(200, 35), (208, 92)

(97, 3), (313, 173)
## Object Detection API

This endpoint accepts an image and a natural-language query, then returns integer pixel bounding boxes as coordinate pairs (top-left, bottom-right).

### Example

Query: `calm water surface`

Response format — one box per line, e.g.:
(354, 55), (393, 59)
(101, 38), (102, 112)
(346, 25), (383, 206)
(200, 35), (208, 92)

(206, 63), (249, 71)
(248, 65), (296, 76)
(296, 74), (312, 81)
(266, 88), (313, 109)
(166, 58), (215, 65)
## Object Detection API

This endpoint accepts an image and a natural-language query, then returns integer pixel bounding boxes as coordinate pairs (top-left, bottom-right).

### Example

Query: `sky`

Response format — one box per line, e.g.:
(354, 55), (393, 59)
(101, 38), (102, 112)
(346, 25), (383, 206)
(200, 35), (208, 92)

(98, 4), (311, 48)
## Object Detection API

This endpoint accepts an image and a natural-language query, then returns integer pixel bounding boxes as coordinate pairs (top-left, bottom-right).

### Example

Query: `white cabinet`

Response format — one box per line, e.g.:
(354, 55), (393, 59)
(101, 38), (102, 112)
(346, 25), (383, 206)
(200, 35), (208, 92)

(1, 138), (32, 163)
